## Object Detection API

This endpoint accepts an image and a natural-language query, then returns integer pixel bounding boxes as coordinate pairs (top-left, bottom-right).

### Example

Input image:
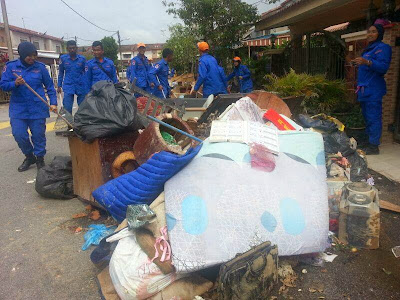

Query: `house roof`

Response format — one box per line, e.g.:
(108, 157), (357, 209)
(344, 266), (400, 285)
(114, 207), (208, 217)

(324, 22), (350, 32)
(255, 0), (391, 34)
(0, 23), (63, 42)
(261, 0), (304, 19)
(243, 30), (291, 41)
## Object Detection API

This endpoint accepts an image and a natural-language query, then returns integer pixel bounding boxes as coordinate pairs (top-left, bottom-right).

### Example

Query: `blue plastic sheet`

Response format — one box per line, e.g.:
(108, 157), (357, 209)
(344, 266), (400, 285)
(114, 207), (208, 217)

(82, 224), (117, 251)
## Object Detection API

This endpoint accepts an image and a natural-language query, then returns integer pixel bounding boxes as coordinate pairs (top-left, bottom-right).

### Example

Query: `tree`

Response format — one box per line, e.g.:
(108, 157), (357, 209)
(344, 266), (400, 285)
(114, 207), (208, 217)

(165, 24), (198, 73)
(101, 36), (118, 64)
(163, 0), (258, 59)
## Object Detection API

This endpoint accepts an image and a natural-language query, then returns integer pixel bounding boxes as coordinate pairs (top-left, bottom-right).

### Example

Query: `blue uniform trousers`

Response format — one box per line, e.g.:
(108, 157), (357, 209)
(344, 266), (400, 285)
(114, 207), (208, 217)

(63, 93), (86, 114)
(11, 118), (47, 157)
(361, 101), (382, 146)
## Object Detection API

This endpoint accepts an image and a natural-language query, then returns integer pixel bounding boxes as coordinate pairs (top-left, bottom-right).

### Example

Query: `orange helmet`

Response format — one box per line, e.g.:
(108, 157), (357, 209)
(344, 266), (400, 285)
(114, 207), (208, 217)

(233, 56), (241, 62)
(197, 41), (209, 51)
(137, 43), (146, 48)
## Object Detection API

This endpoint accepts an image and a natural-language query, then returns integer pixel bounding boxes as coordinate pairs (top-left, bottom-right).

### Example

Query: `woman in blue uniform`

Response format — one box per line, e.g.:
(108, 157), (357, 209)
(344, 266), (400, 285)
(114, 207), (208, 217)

(353, 23), (392, 155)
(0, 42), (57, 171)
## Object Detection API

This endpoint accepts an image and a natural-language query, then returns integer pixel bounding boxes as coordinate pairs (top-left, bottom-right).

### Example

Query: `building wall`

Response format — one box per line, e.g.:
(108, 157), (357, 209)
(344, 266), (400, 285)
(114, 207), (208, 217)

(381, 23), (400, 144)
(6, 30), (62, 53)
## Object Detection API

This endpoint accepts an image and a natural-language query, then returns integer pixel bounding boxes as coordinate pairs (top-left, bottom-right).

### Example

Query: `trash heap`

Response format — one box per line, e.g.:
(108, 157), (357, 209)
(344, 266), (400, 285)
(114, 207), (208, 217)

(45, 83), (384, 299)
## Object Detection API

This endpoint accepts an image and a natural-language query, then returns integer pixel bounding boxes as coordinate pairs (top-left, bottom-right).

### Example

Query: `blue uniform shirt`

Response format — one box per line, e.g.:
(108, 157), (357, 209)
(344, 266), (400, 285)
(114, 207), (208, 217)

(149, 58), (170, 98)
(0, 59), (57, 119)
(129, 55), (150, 88)
(218, 66), (228, 90)
(194, 53), (227, 97)
(85, 57), (118, 88)
(357, 41), (392, 102)
(58, 54), (86, 95)
(227, 64), (253, 93)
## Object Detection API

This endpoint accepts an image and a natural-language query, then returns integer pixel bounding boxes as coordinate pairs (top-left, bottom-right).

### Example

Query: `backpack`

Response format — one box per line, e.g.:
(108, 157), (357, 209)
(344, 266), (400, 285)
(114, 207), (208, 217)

(217, 241), (278, 300)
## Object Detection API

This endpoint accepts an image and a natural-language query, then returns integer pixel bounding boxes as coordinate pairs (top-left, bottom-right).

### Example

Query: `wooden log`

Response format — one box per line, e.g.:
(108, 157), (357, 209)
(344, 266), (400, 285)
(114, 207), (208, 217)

(380, 200), (400, 213)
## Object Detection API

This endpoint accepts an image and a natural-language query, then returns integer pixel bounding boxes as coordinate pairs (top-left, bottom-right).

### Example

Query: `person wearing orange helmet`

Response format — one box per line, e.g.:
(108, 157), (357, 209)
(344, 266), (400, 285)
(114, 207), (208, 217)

(129, 43), (151, 95)
(192, 42), (227, 98)
(227, 56), (253, 93)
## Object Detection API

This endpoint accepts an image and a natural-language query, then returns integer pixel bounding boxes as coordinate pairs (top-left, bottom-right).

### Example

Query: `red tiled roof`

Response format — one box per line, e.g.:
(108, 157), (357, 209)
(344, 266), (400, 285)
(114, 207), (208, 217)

(0, 23), (63, 42)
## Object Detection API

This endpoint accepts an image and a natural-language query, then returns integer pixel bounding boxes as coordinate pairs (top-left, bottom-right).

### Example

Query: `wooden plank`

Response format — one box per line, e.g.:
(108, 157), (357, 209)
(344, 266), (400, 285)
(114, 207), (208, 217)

(185, 107), (207, 112)
(380, 200), (400, 213)
(68, 136), (104, 204)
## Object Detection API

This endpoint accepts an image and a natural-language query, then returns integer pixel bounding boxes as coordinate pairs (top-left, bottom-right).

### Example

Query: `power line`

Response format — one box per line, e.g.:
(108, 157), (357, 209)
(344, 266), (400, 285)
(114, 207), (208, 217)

(59, 0), (116, 33)
(76, 36), (95, 42)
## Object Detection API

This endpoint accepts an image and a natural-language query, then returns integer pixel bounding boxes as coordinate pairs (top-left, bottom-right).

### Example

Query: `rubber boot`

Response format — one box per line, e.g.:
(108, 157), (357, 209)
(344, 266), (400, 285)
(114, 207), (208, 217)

(365, 144), (380, 155)
(36, 156), (45, 169)
(18, 153), (37, 172)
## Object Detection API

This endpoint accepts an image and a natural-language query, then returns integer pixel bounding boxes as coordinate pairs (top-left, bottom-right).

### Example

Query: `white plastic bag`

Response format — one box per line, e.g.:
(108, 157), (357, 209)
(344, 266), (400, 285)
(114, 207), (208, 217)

(108, 228), (180, 300)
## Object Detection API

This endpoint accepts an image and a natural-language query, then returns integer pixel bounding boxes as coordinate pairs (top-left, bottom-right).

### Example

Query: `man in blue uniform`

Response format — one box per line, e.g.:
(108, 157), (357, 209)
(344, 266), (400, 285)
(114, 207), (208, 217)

(57, 40), (87, 113)
(148, 48), (174, 98)
(192, 42), (227, 98)
(227, 56), (253, 93)
(86, 41), (118, 89)
(354, 23), (392, 155)
(129, 43), (151, 95)
(0, 42), (57, 171)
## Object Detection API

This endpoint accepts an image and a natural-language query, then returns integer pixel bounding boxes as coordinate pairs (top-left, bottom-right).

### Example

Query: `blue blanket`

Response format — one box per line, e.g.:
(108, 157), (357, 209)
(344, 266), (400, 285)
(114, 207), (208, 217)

(93, 146), (202, 222)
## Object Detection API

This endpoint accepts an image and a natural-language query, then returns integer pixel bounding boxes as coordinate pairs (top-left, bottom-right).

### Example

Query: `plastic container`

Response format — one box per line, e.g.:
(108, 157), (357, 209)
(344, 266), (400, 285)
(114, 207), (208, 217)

(339, 183), (380, 249)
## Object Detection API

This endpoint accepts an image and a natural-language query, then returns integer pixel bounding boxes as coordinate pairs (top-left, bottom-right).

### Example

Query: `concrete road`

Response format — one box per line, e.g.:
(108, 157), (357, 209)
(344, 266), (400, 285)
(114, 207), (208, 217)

(0, 104), (100, 300)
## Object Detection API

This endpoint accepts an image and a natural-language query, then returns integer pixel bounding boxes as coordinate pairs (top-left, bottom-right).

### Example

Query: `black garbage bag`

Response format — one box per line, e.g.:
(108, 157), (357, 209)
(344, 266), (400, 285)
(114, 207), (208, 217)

(35, 156), (74, 199)
(298, 114), (337, 133)
(74, 81), (140, 143)
(323, 131), (355, 157)
(347, 152), (368, 182)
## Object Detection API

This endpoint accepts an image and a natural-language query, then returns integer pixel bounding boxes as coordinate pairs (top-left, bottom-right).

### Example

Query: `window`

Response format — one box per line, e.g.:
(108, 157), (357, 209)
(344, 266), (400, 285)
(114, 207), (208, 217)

(20, 38), (28, 43)
(33, 41), (40, 50)
(123, 53), (131, 59)
(56, 45), (61, 53)
(0, 37), (4, 43)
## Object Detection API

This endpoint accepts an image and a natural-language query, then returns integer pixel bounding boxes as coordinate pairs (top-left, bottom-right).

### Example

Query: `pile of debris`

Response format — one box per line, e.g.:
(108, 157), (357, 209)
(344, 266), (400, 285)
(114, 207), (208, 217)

(43, 83), (392, 299)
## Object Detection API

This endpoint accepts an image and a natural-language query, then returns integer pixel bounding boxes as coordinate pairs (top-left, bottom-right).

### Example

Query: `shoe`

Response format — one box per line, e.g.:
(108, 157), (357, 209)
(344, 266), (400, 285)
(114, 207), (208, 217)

(36, 156), (45, 169)
(18, 154), (37, 172)
(364, 144), (380, 155)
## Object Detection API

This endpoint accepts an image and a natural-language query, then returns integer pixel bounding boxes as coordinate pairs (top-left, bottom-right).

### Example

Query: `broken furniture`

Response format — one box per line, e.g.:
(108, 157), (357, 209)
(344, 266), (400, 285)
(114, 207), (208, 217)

(67, 131), (139, 207)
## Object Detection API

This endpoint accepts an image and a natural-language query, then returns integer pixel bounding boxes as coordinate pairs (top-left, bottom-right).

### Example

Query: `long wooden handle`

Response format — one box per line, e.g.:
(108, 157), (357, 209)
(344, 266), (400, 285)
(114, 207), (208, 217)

(13, 73), (74, 128)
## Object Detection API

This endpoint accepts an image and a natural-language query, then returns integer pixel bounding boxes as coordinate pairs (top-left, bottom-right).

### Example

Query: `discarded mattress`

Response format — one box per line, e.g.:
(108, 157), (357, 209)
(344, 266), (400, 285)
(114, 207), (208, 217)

(93, 146), (201, 222)
(165, 132), (328, 273)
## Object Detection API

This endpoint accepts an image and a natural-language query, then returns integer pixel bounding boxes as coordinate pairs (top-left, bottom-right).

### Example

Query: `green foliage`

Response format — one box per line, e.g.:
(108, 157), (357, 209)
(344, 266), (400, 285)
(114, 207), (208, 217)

(83, 52), (94, 61)
(163, 0), (258, 59)
(335, 107), (365, 128)
(265, 69), (348, 114)
(242, 55), (271, 89)
(101, 36), (118, 64)
(165, 24), (198, 73)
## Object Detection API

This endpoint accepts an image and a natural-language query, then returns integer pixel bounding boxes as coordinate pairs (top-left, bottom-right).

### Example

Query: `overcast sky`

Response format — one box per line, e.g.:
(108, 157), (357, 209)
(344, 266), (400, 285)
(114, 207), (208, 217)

(5, 0), (277, 46)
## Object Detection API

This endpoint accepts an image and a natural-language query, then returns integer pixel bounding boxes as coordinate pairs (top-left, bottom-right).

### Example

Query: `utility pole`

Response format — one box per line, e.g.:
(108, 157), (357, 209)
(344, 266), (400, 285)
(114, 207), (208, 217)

(117, 30), (123, 72)
(74, 36), (77, 43)
(1, 0), (13, 60)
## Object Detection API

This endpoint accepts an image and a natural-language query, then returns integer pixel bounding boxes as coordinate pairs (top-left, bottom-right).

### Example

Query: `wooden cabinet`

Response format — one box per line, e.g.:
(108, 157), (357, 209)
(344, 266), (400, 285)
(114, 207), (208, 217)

(68, 131), (139, 206)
